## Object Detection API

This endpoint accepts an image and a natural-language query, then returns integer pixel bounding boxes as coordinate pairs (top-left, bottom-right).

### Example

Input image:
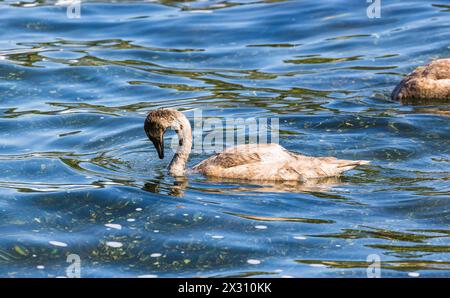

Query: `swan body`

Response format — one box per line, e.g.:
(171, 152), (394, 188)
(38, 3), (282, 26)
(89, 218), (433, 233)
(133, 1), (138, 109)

(392, 59), (450, 103)
(192, 143), (368, 181)
(144, 109), (369, 181)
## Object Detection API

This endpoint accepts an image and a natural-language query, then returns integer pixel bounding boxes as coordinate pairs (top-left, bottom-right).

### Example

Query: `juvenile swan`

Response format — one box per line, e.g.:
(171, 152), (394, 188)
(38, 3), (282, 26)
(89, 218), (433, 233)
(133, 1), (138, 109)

(144, 109), (369, 181)
(392, 59), (450, 103)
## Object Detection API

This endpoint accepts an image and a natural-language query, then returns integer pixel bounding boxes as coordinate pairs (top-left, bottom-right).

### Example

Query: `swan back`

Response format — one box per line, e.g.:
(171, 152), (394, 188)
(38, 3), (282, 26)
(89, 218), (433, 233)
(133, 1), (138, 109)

(392, 59), (450, 102)
(192, 143), (368, 181)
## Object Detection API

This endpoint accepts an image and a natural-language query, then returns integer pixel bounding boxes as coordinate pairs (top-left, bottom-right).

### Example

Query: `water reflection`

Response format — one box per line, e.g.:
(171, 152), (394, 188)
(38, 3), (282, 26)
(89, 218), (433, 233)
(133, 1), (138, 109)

(412, 107), (450, 116)
(313, 227), (445, 243)
(296, 259), (450, 272)
(225, 212), (334, 224)
(143, 177), (189, 197)
(199, 176), (345, 193)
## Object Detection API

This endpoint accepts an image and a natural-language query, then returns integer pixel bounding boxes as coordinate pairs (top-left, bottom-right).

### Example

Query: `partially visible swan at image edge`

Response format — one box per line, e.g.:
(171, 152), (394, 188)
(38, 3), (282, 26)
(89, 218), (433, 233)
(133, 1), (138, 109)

(392, 58), (450, 103)
(144, 109), (369, 181)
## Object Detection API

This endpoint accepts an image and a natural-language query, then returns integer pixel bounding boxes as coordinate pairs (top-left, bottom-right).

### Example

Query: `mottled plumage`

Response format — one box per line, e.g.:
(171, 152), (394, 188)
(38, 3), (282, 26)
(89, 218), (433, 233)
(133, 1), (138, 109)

(392, 59), (450, 103)
(144, 109), (369, 180)
(192, 144), (368, 181)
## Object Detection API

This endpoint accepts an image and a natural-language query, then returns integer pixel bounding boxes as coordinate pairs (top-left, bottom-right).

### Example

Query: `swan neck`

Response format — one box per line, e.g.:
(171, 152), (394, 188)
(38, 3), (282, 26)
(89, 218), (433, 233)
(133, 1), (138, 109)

(168, 116), (192, 176)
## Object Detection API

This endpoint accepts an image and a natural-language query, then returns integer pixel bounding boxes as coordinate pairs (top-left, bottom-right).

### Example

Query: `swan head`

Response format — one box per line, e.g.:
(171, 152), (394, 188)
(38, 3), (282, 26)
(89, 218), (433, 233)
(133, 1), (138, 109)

(144, 108), (189, 159)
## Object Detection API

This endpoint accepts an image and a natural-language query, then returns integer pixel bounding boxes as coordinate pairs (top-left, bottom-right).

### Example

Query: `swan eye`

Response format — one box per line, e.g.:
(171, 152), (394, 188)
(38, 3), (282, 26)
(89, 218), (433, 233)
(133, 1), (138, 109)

(179, 139), (183, 146)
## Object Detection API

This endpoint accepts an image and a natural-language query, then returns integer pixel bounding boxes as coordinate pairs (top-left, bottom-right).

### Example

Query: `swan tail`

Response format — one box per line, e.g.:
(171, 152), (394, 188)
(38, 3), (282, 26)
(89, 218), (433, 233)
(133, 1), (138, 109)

(336, 159), (370, 172)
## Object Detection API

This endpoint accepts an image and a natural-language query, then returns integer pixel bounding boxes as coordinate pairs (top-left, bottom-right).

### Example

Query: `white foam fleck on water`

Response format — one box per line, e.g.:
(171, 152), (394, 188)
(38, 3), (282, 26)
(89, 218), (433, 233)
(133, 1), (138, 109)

(189, 10), (213, 14)
(153, 230), (159, 233)
(37, 265), (45, 270)
(211, 235), (224, 239)
(23, 3), (38, 7)
(55, 0), (76, 5)
(136, 208), (143, 211)
(106, 241), (123, 248)
(274, 269), (283, 273)
(49, 241), (68, 247)
(408, 272), (420, 277)
(281, 275), (294, 278)
(255, 225), (267, 230)
(127, 218), (136, 222)
(105, 223), (122, 230)
(150, 253), (162, 258)
(293, 236), (307, 240)
(247, 259), (261, 265)
(310, 264), (326, 268)
(138, 274), (158, 278)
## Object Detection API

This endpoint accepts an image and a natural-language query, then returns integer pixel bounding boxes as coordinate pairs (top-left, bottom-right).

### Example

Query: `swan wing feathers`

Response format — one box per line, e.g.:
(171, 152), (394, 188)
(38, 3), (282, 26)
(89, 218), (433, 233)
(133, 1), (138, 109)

(192, 143), (368, 180)
(193, 151), (261, 170)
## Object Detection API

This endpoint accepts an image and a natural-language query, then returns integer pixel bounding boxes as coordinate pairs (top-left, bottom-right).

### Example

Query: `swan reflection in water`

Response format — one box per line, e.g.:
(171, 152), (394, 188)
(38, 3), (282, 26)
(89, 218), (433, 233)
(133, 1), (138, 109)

(143, 175), (346, 197)
(412, 107), (450, 116)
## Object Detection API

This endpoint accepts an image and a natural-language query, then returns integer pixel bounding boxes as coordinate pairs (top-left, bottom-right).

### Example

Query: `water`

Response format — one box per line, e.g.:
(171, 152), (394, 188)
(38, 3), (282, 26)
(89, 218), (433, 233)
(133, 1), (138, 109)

(0, 0), (449, 278)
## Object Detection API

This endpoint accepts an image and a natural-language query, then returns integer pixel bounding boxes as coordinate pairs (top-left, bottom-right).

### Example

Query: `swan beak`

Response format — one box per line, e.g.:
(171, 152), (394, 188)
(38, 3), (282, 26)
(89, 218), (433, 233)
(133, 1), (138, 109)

(152, 137), (164, 159)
